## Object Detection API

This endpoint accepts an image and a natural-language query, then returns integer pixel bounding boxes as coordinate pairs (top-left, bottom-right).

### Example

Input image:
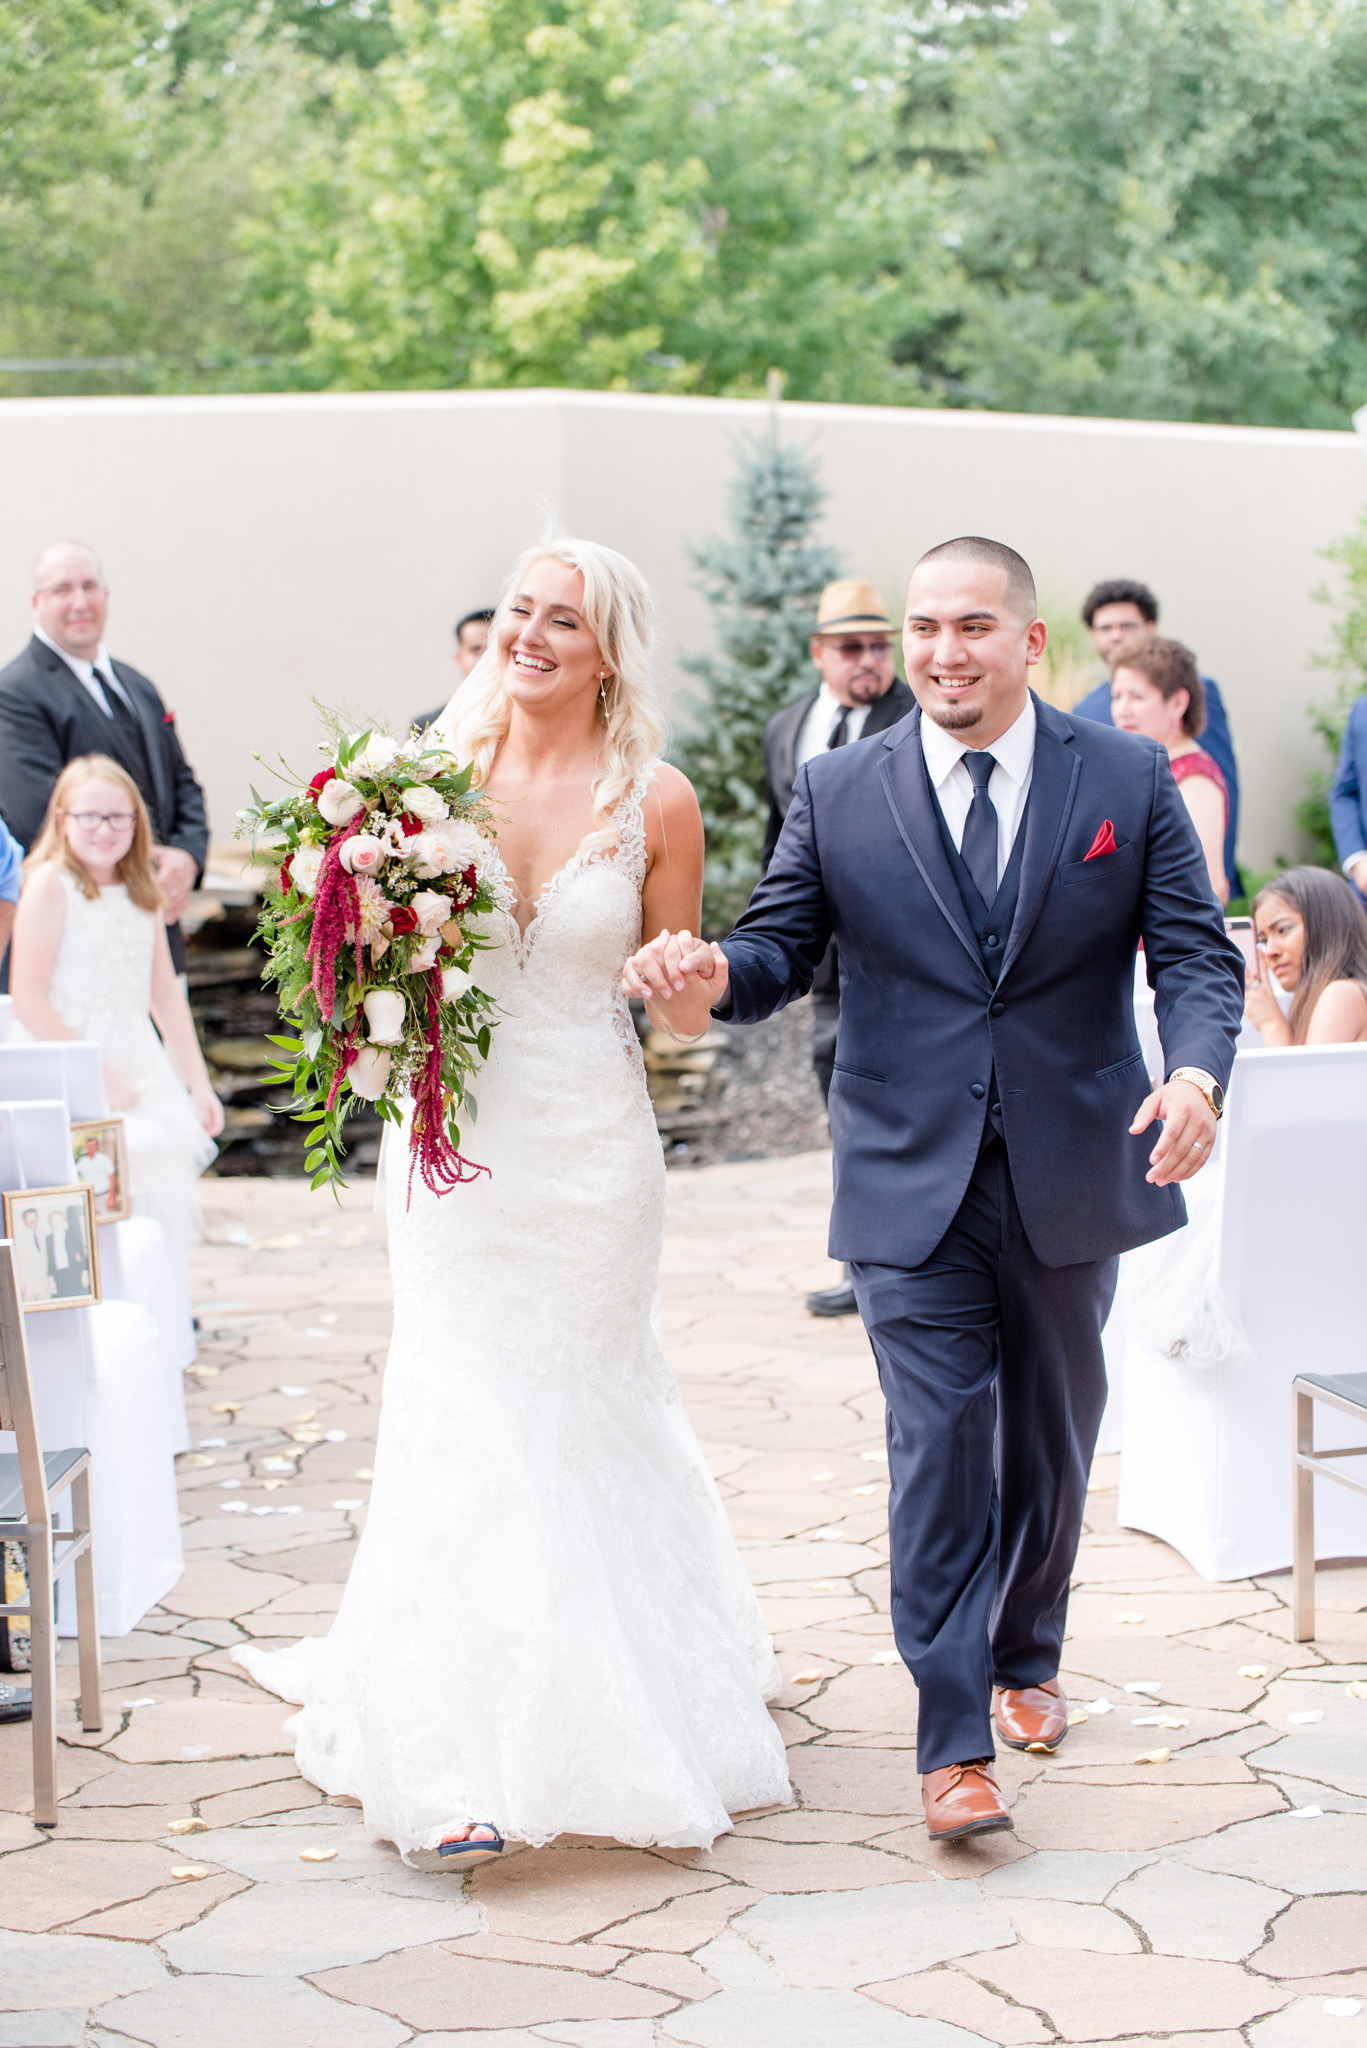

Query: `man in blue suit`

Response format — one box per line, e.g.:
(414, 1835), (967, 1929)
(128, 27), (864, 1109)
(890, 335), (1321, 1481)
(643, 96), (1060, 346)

(1072, 578), (1241, 897)
(625, 537), (1243, 1841)
(1328, 697), (1367, 902)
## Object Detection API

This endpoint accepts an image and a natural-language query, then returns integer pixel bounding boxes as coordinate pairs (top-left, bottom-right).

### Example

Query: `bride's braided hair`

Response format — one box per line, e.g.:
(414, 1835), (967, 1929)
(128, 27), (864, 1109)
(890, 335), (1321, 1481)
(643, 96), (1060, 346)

(439, 534), (665, 854)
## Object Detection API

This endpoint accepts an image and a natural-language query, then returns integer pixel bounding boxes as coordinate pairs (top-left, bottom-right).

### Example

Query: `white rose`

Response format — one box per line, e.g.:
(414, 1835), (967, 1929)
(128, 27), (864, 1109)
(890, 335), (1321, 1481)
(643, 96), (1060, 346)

(348, 1045), (392, 1099)
(338, 832), (384, 877)
(440, 964), (472, 1002)
(349, 733), (401, 778)
(290, 843), (325, 896)
(408, 831), (446, 882)
(408, 935), (441, 973)
(362, 988), (407, 1044)
(400, 783), (450, 825)
(317, 778), (366, 827)
(409, 888), (452, 935)
(412, 817), (487, 878)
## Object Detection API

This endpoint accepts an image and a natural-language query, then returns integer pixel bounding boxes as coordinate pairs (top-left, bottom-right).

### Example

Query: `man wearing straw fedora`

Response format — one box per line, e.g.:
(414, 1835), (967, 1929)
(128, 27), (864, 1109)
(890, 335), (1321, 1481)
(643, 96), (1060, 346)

(760, 579), (913, 1317)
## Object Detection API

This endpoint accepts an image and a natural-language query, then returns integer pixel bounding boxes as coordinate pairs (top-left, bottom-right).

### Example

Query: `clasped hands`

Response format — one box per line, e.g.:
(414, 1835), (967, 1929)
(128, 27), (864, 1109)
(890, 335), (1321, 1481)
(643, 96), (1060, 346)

(622, 929), (730, 1038)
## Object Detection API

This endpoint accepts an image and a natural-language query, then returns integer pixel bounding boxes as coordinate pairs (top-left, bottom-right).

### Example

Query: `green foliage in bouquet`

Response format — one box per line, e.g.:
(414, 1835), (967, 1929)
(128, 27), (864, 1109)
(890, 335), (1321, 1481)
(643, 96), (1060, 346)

(237, 713), (504, 1197)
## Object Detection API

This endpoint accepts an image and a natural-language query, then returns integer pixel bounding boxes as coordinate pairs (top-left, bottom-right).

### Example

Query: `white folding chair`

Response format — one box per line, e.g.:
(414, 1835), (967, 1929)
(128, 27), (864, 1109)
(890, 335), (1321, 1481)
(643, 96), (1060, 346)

(1120, 1044), (1367, 1578)
(0, 1239), (102, 1827)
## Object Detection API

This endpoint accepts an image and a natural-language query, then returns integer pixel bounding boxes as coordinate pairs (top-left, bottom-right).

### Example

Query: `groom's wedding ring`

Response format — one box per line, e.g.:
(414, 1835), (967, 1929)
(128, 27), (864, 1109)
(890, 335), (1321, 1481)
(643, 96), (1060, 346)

(1190, 1140), (1205, 1153)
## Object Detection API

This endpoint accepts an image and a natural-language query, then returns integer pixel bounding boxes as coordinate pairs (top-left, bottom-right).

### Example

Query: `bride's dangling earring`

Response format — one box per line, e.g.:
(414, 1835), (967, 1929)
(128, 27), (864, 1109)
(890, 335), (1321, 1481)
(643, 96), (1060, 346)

(599, 671), (611, 721)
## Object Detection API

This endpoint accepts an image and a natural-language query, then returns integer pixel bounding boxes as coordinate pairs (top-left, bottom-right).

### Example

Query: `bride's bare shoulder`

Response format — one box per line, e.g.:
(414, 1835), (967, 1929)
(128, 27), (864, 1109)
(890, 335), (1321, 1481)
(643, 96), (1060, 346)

(641, 762), (703, 851)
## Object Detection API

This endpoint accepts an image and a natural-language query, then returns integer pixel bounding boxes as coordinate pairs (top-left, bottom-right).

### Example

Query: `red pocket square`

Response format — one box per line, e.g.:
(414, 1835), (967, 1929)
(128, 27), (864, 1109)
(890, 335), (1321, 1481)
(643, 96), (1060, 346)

(1084, 820), (1117, 860)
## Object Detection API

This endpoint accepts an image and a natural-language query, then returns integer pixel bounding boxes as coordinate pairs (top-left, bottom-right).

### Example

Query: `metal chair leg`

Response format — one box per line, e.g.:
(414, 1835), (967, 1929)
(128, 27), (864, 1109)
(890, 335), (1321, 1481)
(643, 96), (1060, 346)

(1294, 1386), (1316, 1642)
(27, 1535), (57, 1829)
(69, 1469), (102, 1734)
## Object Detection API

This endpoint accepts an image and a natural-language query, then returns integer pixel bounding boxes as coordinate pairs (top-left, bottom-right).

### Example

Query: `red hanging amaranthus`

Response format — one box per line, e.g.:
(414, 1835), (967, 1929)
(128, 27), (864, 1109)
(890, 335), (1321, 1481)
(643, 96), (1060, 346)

(407, 972), (491, 1202)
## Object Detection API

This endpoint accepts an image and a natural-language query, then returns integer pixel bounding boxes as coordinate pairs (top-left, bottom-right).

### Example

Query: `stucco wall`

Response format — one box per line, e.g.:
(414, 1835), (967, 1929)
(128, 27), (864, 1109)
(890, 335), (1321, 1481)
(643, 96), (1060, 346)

(0, 387), (1363, 872)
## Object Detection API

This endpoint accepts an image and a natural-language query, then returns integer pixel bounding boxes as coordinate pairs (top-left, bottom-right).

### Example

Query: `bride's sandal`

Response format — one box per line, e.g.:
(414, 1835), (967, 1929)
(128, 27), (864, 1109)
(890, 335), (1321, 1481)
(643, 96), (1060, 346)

(404, 1823), (504, 1873)
(438, 1823), (504, 1866)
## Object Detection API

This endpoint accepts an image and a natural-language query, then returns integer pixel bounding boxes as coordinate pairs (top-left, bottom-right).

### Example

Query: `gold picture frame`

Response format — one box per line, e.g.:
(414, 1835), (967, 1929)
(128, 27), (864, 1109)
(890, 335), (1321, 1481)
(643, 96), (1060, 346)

(70, 1116), (131, 1225)
(3, 1186), (101, 1312)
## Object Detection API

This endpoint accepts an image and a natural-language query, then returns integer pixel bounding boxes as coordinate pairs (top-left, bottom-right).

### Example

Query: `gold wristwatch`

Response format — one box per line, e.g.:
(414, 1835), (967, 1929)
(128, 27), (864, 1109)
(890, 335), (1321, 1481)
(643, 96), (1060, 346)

(1167, 1066), (1224, 1119)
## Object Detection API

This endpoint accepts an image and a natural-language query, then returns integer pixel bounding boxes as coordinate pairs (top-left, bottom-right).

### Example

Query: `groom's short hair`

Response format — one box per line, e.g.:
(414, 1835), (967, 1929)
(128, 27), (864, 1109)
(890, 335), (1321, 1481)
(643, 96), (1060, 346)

(914, 537), (1037, 620)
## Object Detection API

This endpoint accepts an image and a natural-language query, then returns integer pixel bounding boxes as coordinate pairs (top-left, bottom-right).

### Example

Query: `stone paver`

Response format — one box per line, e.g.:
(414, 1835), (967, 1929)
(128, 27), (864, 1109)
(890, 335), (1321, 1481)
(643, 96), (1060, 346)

(1109, 1858), (1289, 1960)
(733, 1879), (1013, 1986)
(0, 1158), (1356, 2042)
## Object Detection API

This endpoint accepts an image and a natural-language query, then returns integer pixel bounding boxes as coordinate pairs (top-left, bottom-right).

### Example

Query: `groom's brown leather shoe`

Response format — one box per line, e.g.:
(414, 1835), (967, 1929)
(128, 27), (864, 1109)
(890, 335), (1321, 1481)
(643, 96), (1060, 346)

(922, 1759), (1012, 1840)
(994, 1679), (1069, 1752)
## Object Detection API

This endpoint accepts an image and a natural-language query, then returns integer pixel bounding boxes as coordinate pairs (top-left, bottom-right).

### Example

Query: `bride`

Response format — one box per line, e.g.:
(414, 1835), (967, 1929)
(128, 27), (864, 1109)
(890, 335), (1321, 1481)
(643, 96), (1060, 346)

(237, 537), (790, 1862)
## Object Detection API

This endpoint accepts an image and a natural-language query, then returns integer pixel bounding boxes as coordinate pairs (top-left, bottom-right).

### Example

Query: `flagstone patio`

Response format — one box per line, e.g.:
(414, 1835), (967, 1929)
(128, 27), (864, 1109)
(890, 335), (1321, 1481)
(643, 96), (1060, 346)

(2, 1152), (1365, 2046)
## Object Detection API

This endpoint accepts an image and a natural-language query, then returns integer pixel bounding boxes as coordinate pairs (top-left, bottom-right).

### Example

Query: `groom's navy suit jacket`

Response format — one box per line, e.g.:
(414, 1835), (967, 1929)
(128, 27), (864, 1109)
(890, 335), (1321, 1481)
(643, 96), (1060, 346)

(718, 693), (1244, 1270)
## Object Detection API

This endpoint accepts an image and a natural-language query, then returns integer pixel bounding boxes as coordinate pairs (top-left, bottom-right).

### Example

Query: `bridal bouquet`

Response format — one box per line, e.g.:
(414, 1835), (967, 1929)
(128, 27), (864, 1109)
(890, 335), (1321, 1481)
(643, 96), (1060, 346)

(238, 718), (503, 1197)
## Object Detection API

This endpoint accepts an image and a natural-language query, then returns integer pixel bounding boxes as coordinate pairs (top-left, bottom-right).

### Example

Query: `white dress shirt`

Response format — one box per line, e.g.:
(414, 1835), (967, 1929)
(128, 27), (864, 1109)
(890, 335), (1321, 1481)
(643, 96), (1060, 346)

(919, 695), (1037, 889)
(33, 624), (135, 718)
(795, 683), (875, 767)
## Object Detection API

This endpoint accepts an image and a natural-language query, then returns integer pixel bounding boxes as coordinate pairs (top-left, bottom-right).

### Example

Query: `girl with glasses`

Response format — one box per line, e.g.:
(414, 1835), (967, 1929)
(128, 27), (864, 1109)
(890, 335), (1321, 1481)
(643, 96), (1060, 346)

(9, 755), (222, 1330)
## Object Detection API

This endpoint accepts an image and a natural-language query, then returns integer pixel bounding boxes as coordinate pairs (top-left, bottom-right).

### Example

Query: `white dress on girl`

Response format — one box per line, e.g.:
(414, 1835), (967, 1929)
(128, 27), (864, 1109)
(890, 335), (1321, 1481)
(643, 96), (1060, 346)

(14, 869), (217, 1326)
(236, 768), (790, 1857)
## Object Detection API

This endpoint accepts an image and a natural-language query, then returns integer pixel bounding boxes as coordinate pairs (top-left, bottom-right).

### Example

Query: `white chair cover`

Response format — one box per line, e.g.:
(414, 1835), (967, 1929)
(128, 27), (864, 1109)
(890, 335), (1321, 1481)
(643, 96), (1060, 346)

(0, 1045), (193, 1446)
(1119, 1043), (1367, 1579)
(0, 1098), (184, 1634)
(0, 996), (13, 1042)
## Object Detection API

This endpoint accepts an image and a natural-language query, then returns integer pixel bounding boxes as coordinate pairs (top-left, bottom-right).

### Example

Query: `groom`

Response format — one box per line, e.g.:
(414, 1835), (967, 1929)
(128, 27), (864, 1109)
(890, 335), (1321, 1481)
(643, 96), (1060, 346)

(625, 537), (1244, 1839)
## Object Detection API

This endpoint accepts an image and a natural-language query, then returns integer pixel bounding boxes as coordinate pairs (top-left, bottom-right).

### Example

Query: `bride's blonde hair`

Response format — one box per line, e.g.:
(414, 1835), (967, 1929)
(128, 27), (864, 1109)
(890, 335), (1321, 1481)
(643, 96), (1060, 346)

(441, 534), (665, 853)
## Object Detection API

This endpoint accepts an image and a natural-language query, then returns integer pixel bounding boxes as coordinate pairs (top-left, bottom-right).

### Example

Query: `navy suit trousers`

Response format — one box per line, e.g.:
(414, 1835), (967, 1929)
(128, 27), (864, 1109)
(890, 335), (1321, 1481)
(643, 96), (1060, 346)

(851, 1136), (1116, 1774)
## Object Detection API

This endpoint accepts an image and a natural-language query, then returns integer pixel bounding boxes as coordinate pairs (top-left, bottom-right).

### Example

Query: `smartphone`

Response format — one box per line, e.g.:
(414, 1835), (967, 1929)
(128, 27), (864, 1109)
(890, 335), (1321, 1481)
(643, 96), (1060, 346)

(1225, 916), (1257, 972)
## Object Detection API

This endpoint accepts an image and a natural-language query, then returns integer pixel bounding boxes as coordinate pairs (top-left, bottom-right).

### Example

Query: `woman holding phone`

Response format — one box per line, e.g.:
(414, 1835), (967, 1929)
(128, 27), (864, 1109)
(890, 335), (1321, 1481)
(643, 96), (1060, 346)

(1243, 867), (1367, 1046)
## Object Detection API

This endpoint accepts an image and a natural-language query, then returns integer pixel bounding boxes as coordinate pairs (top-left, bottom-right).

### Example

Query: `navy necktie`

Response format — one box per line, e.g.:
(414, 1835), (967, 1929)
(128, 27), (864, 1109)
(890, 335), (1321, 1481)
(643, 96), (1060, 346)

(960, 749), (999, 909)
(827, 706), (850, 749)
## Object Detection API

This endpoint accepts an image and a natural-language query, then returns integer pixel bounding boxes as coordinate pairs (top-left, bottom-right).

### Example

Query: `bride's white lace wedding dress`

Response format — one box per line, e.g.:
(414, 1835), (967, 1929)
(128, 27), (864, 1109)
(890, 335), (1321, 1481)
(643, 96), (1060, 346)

(237, 767), (789, 1855)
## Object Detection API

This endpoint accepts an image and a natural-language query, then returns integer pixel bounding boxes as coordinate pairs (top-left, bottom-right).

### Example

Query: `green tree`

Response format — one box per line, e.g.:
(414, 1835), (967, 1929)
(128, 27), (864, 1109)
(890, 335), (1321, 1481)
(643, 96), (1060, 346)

(895, 0), (1367, 427)
(1297, 510), (1367, 866)
(676, 426), (842, 933)
(238, 0), (950, 399)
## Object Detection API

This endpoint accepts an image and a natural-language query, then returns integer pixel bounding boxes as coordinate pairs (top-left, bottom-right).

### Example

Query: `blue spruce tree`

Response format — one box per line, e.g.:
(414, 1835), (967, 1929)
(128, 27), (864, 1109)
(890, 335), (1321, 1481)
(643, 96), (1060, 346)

(679, 429), (842, 932)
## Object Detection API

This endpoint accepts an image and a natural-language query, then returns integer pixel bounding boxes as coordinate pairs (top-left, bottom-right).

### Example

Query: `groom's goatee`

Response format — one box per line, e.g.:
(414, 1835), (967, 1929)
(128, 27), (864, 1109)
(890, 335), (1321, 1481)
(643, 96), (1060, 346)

(925, 702), (983, 733)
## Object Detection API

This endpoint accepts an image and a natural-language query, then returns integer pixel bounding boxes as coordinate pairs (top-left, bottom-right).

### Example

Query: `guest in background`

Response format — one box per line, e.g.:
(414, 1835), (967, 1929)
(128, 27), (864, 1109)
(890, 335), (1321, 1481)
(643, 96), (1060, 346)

(1073, 578), (1240, 896)
(412, 606), (495, 732)
(0, 541), (209, 971)
(1328, 693), (1367, 905)
(10, 756), (221, 1326)
(1110, 636), (1229, 903)
(1244, 867), (1367, 1046)
(0, 816), (23, 972)
(759, 579), (913, 1318)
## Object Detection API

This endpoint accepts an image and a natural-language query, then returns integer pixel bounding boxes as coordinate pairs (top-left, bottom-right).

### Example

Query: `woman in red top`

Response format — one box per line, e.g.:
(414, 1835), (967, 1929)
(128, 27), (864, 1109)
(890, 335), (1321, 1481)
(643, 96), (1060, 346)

(1109, 634), (1229, 904)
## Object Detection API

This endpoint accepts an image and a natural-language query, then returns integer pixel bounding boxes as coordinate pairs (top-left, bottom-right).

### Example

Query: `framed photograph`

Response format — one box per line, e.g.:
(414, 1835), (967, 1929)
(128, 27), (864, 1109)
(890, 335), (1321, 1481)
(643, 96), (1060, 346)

(3, 1186), (101, 1312)
(70, 1116), (131, 1225)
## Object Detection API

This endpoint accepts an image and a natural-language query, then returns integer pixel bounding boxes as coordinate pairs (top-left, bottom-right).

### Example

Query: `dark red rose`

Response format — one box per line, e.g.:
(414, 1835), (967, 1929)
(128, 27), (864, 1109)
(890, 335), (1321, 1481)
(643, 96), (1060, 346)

(399, 812), (425, 837)
(307, 769), (333, 802)
(388, 904), (419, 935)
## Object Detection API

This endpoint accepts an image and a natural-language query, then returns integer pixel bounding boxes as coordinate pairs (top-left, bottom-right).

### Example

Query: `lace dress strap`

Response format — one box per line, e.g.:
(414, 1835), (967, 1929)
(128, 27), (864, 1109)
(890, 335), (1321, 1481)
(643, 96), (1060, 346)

(610, 764), (657, 893)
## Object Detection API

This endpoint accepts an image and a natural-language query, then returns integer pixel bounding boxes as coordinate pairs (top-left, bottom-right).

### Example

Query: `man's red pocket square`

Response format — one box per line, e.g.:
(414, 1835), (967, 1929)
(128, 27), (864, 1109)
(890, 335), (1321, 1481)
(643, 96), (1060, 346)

(1084, 820), (1117, 860)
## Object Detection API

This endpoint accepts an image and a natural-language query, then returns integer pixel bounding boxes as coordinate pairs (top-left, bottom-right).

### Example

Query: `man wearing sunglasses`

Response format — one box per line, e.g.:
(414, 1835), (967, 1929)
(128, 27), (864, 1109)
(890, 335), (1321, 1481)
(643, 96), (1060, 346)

(0, 540), (209, 971)
(760, 580), (913, 1317)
